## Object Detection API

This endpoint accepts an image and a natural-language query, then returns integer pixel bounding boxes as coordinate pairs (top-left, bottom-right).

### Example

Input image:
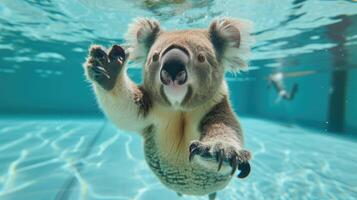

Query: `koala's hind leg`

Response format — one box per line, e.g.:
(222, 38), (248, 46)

(208, 192), (216, 200)
(84, 44), (152, 132)
(189, 96), (252, 178)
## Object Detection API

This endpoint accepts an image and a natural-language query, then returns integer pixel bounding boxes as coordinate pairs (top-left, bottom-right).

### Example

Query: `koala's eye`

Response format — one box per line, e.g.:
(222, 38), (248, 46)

(197, 53), (205, 63)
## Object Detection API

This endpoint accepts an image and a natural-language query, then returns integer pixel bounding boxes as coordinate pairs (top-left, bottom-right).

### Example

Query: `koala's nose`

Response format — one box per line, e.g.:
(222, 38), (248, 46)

(160, 48), (189, 85)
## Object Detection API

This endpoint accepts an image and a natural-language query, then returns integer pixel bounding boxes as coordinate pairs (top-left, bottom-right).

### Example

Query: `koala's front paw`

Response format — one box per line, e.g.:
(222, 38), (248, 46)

(189, 140), (251, 178)
(84, 44), (126, 90)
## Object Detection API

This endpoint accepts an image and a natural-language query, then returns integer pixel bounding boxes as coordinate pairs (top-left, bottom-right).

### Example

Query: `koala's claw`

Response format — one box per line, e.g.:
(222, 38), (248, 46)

(91, 65), (110, 79)
(237, 162), (251, 178)
(189, 140), (251, 178)
(108, 44), (126, 63)
(216, 149), (225, 171)
(229, 155), (238, 175)
(85, 44), (126, 90)
(189, 144), (199, 162)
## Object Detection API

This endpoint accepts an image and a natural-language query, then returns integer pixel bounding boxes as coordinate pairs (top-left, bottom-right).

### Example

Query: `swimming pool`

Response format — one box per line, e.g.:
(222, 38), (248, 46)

(1, 0), (357, 200)
(0, 117), (356, 200)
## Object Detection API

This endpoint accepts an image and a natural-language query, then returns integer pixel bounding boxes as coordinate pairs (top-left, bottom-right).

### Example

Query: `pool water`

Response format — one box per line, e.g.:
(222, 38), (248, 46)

(0, 117), (356, 200)
(1, 0), (357, 199)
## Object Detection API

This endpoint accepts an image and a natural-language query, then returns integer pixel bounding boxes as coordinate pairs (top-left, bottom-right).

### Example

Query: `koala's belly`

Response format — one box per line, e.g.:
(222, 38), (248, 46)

(143, 132), (231, 195)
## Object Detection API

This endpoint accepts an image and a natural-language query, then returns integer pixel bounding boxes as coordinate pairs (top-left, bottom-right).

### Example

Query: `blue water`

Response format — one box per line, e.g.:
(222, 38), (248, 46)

(1, 0), (357, 200)
(0, 118), (356, 200)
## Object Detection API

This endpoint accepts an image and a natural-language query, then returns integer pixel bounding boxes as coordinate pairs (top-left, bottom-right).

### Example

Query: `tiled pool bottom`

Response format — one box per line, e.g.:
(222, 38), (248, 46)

(0, 117), (356, 200)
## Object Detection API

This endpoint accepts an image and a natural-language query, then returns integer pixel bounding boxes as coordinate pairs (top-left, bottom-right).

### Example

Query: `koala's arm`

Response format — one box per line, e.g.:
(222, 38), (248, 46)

(200, 97), (244, 147)
(84, 45), (152, 132)
(190, 96), (251, 178)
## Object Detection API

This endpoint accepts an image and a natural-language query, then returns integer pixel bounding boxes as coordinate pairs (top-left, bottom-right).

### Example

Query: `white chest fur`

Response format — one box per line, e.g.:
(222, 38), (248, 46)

(148, 104), (211, 164)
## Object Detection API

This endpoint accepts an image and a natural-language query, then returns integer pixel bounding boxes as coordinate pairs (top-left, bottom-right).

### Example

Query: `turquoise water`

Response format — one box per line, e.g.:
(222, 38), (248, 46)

(0, 118), (356, 200)
(1, 0), (357, 200)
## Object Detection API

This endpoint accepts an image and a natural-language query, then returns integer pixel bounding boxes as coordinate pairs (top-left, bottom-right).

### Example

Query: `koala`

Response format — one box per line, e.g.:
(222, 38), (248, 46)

(83, 18), (253, 200)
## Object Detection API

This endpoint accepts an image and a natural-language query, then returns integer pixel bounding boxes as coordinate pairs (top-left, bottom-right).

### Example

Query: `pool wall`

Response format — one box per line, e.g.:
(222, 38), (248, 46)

(345, 37), (357, 134)
(0, 15), (356, 134)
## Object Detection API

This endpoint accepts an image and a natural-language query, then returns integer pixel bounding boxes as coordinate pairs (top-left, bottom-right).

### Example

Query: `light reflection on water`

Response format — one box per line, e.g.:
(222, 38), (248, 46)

(0, 0), (356, 73)
(0, 118), (356, 200)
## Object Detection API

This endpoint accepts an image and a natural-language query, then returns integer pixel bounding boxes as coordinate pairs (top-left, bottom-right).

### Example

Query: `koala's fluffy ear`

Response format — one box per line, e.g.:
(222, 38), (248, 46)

(125, 18), (161, 62)
(209, 18), (253, 72)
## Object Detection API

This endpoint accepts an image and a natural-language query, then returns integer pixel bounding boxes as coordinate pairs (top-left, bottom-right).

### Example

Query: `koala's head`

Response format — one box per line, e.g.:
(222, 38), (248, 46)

(125, 18), (252, 110)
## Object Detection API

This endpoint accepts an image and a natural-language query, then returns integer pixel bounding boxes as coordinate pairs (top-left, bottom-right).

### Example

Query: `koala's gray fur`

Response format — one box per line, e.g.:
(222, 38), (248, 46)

(83, 17), (253, 200)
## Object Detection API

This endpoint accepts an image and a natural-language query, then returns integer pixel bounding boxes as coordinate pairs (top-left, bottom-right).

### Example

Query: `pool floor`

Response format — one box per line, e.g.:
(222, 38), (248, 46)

(0, 117), (356, 200)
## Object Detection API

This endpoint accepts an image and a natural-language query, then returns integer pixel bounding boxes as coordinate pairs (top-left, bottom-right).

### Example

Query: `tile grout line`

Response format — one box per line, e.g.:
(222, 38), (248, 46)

(54, 120), (107, 200)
